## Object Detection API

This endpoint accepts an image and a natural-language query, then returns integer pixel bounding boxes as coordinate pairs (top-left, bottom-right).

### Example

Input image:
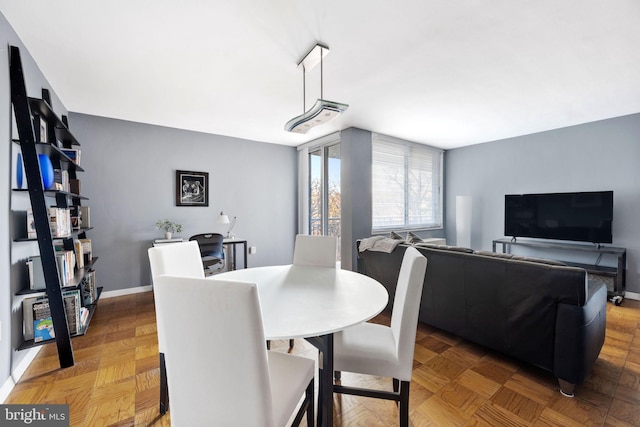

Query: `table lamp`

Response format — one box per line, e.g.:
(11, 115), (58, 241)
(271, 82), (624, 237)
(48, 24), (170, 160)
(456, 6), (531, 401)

(217, 211), (237, 239)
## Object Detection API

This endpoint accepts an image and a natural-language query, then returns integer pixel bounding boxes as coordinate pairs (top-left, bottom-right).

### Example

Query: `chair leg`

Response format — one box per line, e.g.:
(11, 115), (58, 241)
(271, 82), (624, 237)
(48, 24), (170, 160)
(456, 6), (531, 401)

(306, 379), (315, 427)
(159, 353), (169, 415)
(266, 340), (271, 350)
(317, 369), (323, 427)
(334, 370), (341, 381)
(333, 377), (411, 426)
(289, 339), (295, 350)
(399, 380), (410, 427)
(291, 378), (315, 427)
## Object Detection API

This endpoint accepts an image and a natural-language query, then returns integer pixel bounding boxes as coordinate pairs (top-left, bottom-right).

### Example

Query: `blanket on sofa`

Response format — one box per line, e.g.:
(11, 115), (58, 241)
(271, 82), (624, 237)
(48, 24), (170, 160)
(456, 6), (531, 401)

(358, 236), (402, 253)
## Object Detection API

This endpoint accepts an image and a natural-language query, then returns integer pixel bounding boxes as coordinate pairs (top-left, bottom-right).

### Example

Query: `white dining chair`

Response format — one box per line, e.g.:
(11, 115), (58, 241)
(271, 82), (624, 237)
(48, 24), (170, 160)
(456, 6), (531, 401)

(148, 241), (205, 414)
(292, 234), (337, 268)
(148, 241), (205, 281)
(332, 246), (427, 427)
(154, 274), (315, 427)
(280, 234), (338, 351)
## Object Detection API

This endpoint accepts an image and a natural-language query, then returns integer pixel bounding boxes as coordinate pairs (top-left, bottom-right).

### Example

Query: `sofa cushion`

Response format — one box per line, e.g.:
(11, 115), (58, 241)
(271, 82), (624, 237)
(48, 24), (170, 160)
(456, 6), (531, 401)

(521, 256), (567, 266)
(414, 242), (440, 249)
(474, 250), (514, 259)
(435, 245), (474, 253)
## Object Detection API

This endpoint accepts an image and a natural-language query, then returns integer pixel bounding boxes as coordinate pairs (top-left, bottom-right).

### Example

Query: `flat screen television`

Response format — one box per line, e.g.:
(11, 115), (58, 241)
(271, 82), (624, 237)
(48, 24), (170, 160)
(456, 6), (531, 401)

(504, 191), (613, 244)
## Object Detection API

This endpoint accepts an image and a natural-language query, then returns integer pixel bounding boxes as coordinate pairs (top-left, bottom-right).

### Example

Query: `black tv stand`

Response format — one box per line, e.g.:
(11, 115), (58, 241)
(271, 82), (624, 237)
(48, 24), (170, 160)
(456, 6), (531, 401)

(492, 238), (626, 305)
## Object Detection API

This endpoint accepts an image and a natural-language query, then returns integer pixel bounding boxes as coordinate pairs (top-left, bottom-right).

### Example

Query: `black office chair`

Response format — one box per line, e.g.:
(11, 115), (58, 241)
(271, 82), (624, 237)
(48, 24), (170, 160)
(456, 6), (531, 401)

(189, 233), (225, 275)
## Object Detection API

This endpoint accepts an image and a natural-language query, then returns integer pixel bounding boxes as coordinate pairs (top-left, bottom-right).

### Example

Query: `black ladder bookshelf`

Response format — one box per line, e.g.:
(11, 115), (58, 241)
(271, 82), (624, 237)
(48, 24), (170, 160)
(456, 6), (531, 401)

(10, 46), (79, 367)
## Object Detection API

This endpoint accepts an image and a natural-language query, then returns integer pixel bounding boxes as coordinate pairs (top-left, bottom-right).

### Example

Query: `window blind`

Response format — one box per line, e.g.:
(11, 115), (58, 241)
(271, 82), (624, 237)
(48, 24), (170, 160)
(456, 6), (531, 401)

(372, 135), (443, 231)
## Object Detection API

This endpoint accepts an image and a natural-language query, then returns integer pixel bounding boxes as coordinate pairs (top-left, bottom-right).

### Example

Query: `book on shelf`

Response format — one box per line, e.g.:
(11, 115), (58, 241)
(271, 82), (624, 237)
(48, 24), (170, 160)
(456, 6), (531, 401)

(79, 205), (90, 228)
(79, 238), (92, 264)
(25, 290), (83, 342)
(73, 239), (84, 269)
(61, 148), (81, 166)
(26, 255), (46, 290)
(69, 178), (80, 195)
(53, 169), (69, 192)
(27, 207), (72, 239)
(37, 116), (47, 143)
(27, 250), (77, 290)
(153, 238), (184, 246)
(55, 250), (76, 287)
(70, 206), (81, 230)
(33, 299), (55, 343)
(22, 296), (39, 341)
(49, 207), (71, 237)
(80, 307), (89, 328)
(80, 270), (98, 306)
(26, 209), (36, 239)
(62, 289), (81, 335)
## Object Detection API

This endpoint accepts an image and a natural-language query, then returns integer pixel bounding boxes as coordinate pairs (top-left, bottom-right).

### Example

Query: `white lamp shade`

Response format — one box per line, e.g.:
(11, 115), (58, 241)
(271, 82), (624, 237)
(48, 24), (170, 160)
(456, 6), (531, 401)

(217, 212), (230, 224)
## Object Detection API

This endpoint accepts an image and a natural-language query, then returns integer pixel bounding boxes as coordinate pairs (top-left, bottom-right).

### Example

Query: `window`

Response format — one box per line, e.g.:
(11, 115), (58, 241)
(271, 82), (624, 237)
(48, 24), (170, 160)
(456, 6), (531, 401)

(372, 134), (443, 231)
(309, 142), (341, 262)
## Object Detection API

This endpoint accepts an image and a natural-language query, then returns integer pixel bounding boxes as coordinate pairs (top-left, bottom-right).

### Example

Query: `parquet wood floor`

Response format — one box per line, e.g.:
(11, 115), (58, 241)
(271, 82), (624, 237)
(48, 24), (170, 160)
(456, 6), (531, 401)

(5, 291), (640, 426)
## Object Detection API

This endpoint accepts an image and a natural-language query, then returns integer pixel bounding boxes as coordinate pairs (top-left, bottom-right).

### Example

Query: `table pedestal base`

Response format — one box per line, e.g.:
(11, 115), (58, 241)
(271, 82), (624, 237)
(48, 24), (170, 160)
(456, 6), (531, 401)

(306, 334), (334, 427)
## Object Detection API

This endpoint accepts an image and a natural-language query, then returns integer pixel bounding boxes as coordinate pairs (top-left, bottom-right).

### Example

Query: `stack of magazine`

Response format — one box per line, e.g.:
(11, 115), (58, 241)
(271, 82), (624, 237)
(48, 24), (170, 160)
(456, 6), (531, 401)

(24, 289), (87, 343)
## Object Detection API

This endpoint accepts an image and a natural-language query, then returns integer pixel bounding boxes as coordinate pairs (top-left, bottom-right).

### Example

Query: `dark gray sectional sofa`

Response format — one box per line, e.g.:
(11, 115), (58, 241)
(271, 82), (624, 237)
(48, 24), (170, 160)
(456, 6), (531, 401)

(356, 241), (607, 396)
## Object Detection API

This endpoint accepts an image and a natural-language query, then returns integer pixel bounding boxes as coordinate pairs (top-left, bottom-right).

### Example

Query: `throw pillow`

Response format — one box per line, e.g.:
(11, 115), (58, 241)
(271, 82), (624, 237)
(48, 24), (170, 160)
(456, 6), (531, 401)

(390, 231), (404, 240)
(406, 231), (422, 244)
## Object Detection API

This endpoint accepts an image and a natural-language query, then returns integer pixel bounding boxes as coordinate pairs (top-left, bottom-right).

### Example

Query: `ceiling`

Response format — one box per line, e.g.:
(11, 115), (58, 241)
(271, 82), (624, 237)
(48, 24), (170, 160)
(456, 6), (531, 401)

(1, 1), (639, 149)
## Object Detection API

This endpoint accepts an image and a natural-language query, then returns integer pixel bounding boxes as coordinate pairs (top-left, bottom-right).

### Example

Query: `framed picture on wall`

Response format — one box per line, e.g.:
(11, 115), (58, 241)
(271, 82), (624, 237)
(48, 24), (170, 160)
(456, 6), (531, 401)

(176, 170), (209, 206)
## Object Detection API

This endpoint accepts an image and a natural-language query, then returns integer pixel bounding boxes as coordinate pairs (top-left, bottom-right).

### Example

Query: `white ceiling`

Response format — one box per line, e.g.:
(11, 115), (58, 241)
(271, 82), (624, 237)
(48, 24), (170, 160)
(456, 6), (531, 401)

(2, 1), (639, 149)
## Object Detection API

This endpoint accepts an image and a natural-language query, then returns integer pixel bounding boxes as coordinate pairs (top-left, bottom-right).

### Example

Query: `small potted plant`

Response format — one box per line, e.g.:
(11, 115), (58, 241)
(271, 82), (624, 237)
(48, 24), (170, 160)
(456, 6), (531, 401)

(155, 219), (183, 240)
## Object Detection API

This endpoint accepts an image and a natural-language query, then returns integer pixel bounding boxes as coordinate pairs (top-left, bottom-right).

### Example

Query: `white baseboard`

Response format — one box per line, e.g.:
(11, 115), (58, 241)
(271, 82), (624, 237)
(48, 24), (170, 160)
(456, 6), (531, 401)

(2, 346), (42, 403)
(622, 291), (639, 301)
(0, 376), (15, 404)
(12, 347), (42, 383)
(100, 285), (152, 299)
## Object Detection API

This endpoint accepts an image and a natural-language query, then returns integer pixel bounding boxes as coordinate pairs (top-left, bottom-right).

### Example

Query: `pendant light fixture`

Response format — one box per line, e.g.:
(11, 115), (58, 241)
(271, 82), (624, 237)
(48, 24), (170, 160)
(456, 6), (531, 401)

(285, 43), (349, 134)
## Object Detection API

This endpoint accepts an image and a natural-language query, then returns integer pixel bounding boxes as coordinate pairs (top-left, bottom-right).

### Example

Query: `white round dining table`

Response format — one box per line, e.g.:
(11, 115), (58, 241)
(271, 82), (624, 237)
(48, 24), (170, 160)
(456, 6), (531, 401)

(214, 264), (389, 427)
(215, 264), (389, 339)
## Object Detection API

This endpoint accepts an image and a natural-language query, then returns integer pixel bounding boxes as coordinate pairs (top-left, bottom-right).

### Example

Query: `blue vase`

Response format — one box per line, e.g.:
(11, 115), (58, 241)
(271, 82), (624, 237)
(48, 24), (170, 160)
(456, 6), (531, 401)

(15, 153), (55, 189)
(16, 153), (23, 189)
(38, 154), (54, 190)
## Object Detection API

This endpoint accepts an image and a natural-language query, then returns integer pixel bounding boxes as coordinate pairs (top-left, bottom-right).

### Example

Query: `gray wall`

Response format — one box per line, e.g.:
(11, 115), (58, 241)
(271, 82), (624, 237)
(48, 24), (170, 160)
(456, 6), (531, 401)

(67, 113), (298, 290)
(445, 113), (640, 293)
(1, 10), (297, 388)
(340, 127), (372, 271)
(2, 13), (70, 387)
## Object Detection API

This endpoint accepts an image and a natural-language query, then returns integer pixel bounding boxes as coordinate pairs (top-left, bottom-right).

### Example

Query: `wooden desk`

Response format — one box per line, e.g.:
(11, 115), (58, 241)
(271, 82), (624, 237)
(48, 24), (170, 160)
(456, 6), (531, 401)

(215, 265), (388, 427)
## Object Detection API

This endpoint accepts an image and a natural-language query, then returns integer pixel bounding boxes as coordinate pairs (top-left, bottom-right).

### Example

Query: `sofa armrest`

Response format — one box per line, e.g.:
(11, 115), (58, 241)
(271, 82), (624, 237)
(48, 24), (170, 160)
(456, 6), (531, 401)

(554, 280), (607, 386)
